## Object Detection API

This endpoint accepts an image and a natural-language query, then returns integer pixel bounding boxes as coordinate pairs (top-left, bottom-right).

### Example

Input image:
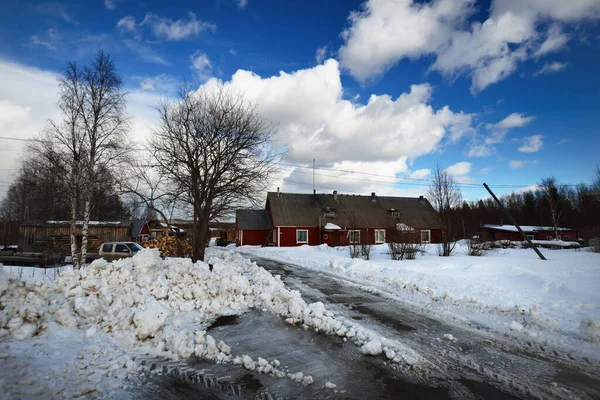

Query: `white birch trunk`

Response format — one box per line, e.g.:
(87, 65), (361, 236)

(80, 196), (91, 267)
(70, 201), (80, 269)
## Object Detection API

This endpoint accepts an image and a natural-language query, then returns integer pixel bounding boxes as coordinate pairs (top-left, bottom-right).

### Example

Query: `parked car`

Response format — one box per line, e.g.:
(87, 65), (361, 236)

(99, 242), (144, 262)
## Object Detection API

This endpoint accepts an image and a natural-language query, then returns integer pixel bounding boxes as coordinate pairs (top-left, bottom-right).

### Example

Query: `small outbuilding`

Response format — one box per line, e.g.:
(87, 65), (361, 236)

(480, 224), (579, 242)
(236, 210), (272, 246)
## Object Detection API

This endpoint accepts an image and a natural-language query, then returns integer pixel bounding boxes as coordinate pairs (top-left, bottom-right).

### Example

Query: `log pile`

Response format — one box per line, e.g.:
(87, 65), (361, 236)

(140, 236), (192, 257)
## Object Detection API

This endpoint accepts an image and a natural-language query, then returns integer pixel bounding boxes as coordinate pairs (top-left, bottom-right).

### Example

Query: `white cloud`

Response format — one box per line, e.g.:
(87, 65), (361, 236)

(485, 112), (535, 144)
(137, 74), (179, 94)
(409, 169), (431, 179)
(338, 0), (600, 91)
(197, 59), (472, 194)
(123, 40), (168, 65)
(555, 138), (569, 146)
(116, 16), (137, 33)
(30, 28), (59, 50)
(518, 134), (543, 153)
(479, 167), (492, 174)
(190, 51), (213, 81)
(0, 60), (61, 198)
(236, 0), (248, 9)
(466, 144), (494, 157)
(144, 12), (215, 41)
(445, 161), (472, 176)
(117, 12), (215, 42)
(534, 61), (568, 76)
(315, 46), (328, 64)
(104, 0), (116, 10)
(200, 60), (472, 166)
(339, 0), (475, 82)
(509, 160), (525, 169)
(534, 24), (569, 57)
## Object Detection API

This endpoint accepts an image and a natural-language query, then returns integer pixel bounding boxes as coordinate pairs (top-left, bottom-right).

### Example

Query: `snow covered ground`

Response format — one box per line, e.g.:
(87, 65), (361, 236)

(237, 243), (600, 360)
(0, 248), (424, 398)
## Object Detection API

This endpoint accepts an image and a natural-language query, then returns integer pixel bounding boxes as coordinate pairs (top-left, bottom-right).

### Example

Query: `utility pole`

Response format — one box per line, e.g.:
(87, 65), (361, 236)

(483, 183), (546, 261)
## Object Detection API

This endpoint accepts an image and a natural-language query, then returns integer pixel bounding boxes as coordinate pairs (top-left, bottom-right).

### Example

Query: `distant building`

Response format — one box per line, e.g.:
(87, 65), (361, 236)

(19, 220), (132, 252)
(480, 224), (579, 242)
(236, 190), (441, 247)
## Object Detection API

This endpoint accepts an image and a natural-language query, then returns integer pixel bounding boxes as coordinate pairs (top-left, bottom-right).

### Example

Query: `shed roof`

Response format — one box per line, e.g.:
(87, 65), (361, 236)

(267, 192), (439, 229)
(236, 209), (272, 230)
(21, 220), (131, 228)
(482, 224), (575, 233)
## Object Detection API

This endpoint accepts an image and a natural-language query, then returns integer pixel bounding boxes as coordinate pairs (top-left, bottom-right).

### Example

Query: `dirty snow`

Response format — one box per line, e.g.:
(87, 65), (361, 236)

(238, 243), (600, 360)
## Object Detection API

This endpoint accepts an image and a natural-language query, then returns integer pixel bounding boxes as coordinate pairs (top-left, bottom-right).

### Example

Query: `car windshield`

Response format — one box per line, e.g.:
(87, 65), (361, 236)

(126, 243), (144, 252)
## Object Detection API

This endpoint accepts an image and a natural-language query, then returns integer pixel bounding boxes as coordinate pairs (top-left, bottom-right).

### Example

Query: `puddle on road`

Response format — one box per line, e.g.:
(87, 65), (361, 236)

(237, 373), (264, 392)
(207, 314), (239, 331)
(459, 379), (521, 400)
(352, 304), (415, 332)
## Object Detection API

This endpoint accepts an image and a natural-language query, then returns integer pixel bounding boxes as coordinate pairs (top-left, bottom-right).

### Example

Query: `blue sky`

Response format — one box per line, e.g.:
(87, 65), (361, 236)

(0, 0), (599, 200)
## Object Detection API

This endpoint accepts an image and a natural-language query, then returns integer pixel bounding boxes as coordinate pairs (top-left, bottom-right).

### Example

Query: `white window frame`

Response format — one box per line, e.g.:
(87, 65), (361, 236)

(547, 235), (553, 240)
(375, 229), (386, 244)
(322, 233), (328, 240)
(296, 229), (308, 244)
(391, 211), (400, 218)
(348, 230), (361, 244)
(557, 235), (562, 241)
(526, 235), (534, 241)
(563, 235), (569, 241)
(420, 229), (431, 244)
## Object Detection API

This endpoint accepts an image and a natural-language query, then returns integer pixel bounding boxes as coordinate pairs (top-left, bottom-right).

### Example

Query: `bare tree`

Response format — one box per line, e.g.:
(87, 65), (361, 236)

(427, 165), (462, 256)
(149, 84), (279, 261)
(43, 50), (128, 268)
(539, 176), (564, 240)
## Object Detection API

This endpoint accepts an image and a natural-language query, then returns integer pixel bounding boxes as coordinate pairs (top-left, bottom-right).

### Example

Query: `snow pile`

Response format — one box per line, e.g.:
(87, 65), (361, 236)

(323, 223), (342, 230)
(237, 244), (600, 356)
(2, 248), (424, 394)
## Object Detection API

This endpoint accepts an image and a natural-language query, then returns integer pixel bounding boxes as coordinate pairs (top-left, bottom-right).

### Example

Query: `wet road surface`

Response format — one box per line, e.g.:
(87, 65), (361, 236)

(128, 255), (600, 399)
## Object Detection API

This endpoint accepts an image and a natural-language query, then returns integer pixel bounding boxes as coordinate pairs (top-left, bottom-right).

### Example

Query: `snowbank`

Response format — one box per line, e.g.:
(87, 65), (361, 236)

(1, 248), (424, 395)
(238, 244), (600, 355)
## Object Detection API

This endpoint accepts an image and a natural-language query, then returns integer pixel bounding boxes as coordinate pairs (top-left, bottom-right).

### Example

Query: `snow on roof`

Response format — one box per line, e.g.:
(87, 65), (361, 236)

(482, 224), (573, 232)
(323, 223), (342, 230)
(396, 223), (415, 231)
(46, 220), (125, 225)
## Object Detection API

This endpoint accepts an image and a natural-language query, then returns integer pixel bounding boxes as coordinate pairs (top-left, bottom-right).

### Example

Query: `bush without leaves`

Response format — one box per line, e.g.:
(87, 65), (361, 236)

(361, 244), (372, 260)
(348, 244), (361, 259)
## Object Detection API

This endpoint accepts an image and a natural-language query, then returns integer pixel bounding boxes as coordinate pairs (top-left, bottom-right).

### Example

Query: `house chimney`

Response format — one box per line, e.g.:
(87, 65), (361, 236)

(371, 192), (376, 202)
(313, 189), (316, 195)
(277, 187), (280, 198)
(333, 190), (338, 201)
(419, 195), (424, 202)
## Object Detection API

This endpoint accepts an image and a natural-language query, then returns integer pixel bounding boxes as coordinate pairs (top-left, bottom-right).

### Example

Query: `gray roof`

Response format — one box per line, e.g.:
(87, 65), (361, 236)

(482, 224), (575, 233)
(236, 209), (272, 230)
(266, 192), (440, 229)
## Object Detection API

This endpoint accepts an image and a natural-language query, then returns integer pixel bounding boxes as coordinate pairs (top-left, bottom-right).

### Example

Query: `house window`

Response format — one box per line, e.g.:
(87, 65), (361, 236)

(421, 230), (431, 244)
(526, 235), (534, 241)
(547, 236), (553, 240)
(325, 211), (337, 218)
(296, 229), (308, 244)
(348, 230), (361, 244)
(391, 211), (400, 218)
(375, 229), (386, 244)
(557, 235), (562, 240)
(563, 235), (569, 240)
(323, 234), (328, 240)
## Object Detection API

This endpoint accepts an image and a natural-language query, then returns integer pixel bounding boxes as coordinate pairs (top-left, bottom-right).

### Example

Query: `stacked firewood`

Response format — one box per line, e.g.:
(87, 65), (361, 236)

(140, 236), (193, 257)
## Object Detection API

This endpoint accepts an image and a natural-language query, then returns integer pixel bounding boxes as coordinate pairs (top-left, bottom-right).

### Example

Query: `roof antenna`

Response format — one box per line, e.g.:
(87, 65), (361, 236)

(313, 158), (315, 194)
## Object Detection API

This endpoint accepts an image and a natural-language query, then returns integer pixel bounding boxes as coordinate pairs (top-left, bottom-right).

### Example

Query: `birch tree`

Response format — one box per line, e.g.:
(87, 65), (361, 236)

(427, 165), (462, 256)
(149, 84), (278, 261)
(45, 50), (128, 268)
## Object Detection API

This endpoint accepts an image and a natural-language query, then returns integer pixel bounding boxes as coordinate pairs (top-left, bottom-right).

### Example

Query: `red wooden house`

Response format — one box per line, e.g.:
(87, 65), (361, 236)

(236, 190), (441, 247)
(480, 224), (579, 242)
